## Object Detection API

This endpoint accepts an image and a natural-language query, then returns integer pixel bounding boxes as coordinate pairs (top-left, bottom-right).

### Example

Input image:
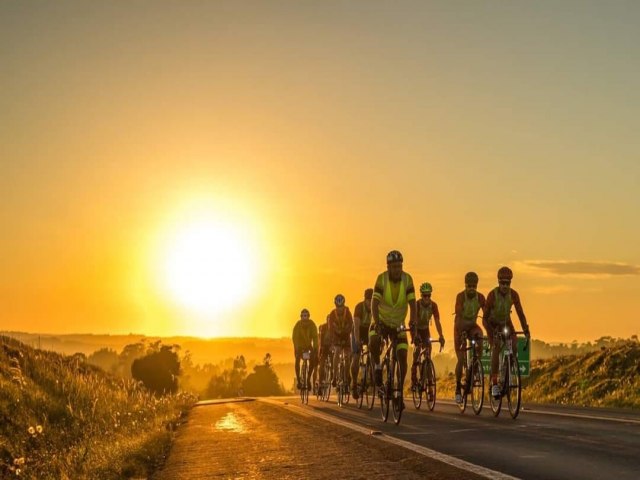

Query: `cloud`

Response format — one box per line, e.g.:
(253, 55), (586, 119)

(523, 260), (640, 277)
(531, 284), (576, 295)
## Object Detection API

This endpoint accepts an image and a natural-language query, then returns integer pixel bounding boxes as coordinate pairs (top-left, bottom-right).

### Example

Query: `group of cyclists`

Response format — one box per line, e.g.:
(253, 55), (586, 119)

(292, 250), (531, 411)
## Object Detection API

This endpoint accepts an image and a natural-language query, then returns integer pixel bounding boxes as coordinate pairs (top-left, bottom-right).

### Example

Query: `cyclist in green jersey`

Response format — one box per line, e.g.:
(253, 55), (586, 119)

(410, 282), (445, 390)
(483, 266), (531, 398)
(453, 272), (486, 404)
(292, 308), (319, 390)
(351, 288), (374, 400)
(370, 250), (417, 409)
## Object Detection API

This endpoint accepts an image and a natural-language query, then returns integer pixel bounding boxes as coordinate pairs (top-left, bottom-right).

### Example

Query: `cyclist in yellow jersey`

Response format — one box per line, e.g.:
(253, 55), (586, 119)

(370, 250), (417, 408)
(351, 288), (374, 400)
(483, 266), (531, 398)
(453, 272), (486, 404)
(292, 308), (319, 390)
(410, 282), (445, 390)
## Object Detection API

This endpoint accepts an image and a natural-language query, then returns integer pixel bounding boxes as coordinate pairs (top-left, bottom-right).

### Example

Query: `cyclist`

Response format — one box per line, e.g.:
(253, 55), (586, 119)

(292, 308), (319, 390)
(351, 288), (374, 400)
(453, 272), (486, 404)
(483, 266), (531, 398)
(410, 282), (445, 391)
(370, 250), (417, 410)
(327, 294), (354, 389)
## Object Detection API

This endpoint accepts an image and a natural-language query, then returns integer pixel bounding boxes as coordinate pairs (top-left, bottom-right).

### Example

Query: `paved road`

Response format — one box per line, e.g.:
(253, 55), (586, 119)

(274, 395), (640, 480)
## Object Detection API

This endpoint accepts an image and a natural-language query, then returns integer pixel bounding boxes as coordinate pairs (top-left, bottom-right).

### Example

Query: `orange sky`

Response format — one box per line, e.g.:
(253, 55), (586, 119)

(2, 1), (639, 343)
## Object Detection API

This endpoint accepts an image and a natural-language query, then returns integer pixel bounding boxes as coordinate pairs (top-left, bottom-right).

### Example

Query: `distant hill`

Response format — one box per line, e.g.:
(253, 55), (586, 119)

(1, 331), (292, 366)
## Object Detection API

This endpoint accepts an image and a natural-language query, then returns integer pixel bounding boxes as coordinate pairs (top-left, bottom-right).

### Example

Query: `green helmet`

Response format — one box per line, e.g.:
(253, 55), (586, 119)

(419, 282), (433, 294)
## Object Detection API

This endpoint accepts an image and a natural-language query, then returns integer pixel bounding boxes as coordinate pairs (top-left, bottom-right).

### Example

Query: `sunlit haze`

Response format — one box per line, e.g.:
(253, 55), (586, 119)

(1, 1), (639, 342)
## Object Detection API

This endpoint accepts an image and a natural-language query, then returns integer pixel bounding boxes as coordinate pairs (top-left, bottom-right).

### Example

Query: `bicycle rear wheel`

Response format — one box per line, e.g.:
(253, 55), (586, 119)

(457, 360), (468, 413)
(365, 358), (376, 410)
(425, 359), (437, 412)
(391, 359), (404, 425)
(507, 355), (522, 419)
(380, 359), (390, 422)
(471, 358), (484, 415)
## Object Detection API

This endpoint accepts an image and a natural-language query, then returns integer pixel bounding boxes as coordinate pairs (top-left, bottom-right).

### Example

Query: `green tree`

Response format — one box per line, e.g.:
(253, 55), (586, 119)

(242, 353), (284, 397)
(131, 345), (181, 395)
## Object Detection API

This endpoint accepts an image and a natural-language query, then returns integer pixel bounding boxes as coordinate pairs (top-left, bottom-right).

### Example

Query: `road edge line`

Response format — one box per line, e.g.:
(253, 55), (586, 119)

(260, 398), (520, 480)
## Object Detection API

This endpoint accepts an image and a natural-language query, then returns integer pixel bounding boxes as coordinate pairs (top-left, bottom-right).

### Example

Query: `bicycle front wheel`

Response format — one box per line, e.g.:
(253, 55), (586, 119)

(471, 358), (484, 415)
(507, 355), (522, 419)
(380, 359), (390, 422)
(425, 359), (437, 412)
(391, 359), (404, 425)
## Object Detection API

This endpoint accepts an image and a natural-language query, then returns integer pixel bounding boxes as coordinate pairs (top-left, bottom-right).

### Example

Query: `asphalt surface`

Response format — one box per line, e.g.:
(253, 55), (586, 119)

(274, 394), (640, 480)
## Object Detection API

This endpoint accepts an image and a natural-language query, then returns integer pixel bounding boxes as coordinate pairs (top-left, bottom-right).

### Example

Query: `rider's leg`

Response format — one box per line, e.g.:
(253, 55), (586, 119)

(453, 327), (464, 393)
(294, 352), (301, 388)
(345, 345), (353, 386)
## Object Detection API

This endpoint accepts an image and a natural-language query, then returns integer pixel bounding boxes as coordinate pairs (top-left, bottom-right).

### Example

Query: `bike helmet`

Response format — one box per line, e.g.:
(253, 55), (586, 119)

(419, 282), (433, 294)
(364, 288), (373, 299)
(497, 266), (513, 280)
(464, 272), (479, 285)
(334, 294), (346, 307)
(386, 250), (403, 263)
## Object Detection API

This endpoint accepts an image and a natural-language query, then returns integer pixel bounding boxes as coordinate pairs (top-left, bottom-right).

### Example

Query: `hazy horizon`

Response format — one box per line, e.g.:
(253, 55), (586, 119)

(2, 1), (639, 343)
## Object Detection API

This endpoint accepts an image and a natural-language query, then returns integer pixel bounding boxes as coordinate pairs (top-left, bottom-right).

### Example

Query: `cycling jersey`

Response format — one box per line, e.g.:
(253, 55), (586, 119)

(292, 319), (318, 351)
(484, 287), (529, 332)
(372, 271), (416, 328)
(354, 301), (372, 341)
(318, 323), (332, 348)
(454, 290), (486, 329)
(415, 299), (440, 330)
(328, 307), (353, 345)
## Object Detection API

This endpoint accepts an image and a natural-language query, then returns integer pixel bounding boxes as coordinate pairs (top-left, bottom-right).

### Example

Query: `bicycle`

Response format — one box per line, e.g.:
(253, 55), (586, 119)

(376, 325), (409, 425)
(489, 326), (528, 419)
(456, 331), (485, 415)
(335, 347), (351, 407)
(355, 342), (375, 410)
(299, 350), (311, 404)
(411, 337), (443, 411)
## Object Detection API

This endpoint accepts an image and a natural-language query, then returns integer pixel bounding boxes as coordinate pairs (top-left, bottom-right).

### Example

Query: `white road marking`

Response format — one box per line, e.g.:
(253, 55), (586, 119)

(261, 398), (521, 480)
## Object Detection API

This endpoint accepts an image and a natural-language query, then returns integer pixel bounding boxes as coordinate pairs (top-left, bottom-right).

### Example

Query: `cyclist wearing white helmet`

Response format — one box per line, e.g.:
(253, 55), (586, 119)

(292, 308), (318, 390)
(409, 282), (445, 390)
(484, 266), (531, 398)
(453, 272), (486, 404)
(370, 250), (417, 410)
(327, 294), (354, 388)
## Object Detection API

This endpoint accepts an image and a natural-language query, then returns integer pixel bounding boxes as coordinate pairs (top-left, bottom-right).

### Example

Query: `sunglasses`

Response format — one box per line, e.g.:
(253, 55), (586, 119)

(499, 280), (511, 286)
(466, 284), (478, 289)
(421, 293), (431, 298)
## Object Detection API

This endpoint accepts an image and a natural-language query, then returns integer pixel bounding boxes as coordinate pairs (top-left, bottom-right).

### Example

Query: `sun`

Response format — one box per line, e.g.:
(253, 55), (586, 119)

(161, 218), (257, 315)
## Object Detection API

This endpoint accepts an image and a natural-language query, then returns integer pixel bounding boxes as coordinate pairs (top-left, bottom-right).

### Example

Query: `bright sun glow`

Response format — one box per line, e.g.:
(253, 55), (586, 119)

(162, 218), (257, 315)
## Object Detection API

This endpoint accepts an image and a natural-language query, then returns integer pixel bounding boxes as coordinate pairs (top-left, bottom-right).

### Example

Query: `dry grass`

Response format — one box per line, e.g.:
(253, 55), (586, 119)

(0, 336), (196, 479)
